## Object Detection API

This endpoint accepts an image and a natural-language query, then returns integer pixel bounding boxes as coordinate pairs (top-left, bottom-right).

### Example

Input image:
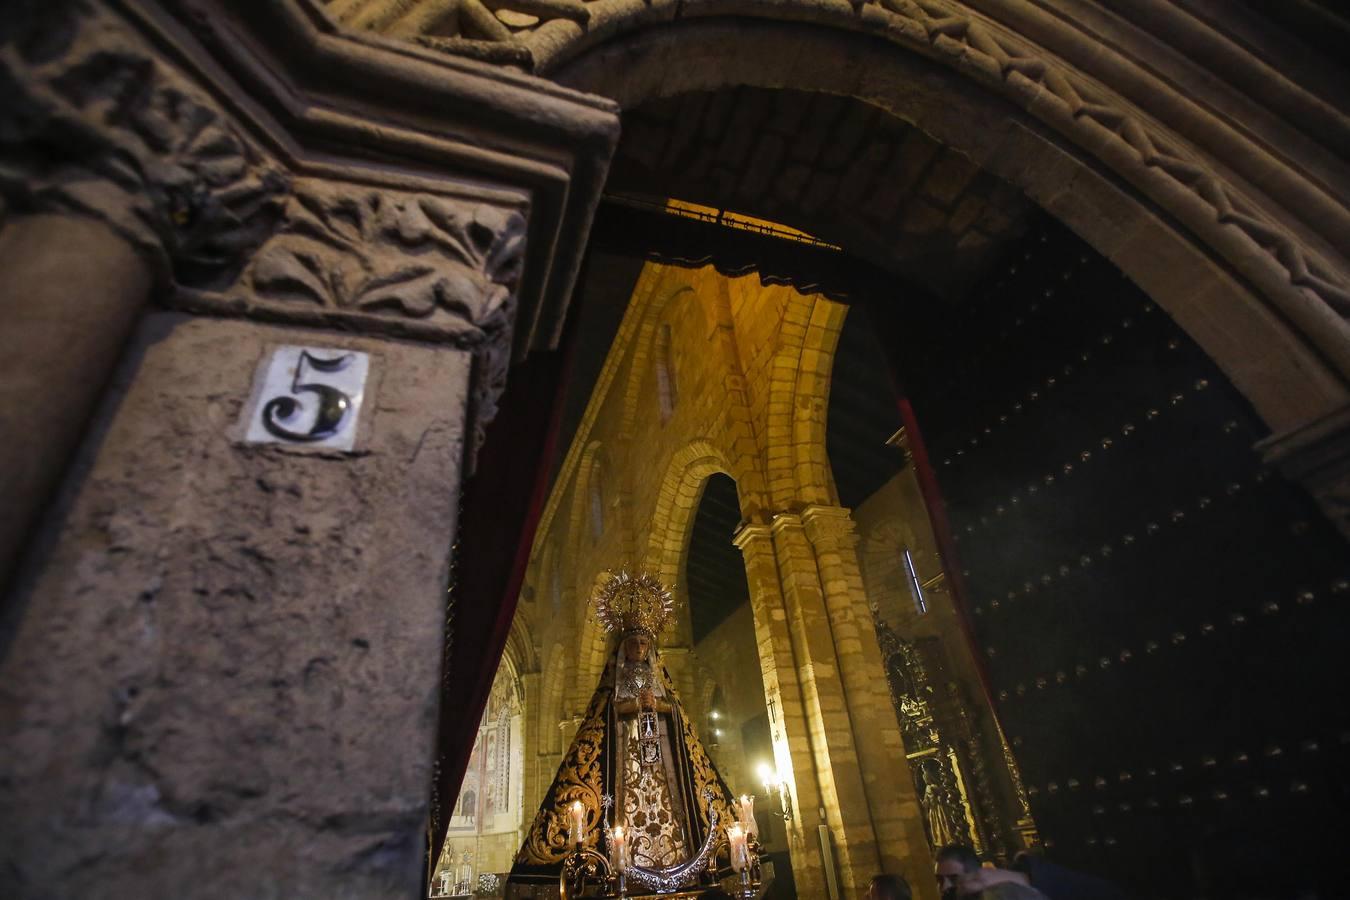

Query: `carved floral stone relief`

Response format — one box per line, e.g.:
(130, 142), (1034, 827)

(0, 2), (531, 466)
(0, 0), (288, 286)
(246, 180), (525, 337)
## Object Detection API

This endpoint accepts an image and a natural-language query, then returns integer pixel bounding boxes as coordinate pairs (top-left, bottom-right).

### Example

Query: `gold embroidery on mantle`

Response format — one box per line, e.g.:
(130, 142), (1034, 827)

(517, 666), (610, 865)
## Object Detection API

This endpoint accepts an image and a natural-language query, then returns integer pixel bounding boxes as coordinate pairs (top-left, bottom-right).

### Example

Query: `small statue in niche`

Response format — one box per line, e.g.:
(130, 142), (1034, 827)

(921, 768), (960, 850)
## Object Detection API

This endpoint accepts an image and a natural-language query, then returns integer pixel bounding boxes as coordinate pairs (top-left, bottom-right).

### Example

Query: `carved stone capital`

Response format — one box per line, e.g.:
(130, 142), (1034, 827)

(0, 3), (539, 470)
(177, 178), (527, 466)
(0, 0), (288, 285)
(731, 521), (773, 554)
(800, 504), (859, 550)
(1258, 404), (1350, 542)
(767, 512), (805, 540)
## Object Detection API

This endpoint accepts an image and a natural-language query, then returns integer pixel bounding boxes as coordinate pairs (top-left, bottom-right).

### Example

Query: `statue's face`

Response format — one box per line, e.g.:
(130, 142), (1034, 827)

(623, 634), (651, 660)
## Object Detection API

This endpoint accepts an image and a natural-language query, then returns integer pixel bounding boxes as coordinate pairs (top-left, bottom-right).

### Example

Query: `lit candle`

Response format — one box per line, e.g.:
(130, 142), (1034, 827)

(727, 822), (748, 873)
(568, 800), (586, 847)
(738, 793), (758, 840)
(611, 825), (630, 872)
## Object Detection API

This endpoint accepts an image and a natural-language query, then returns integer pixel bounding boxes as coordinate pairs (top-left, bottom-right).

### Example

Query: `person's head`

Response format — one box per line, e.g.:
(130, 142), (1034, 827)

(935, 845), (981, 898)
(866, 873), (912, 900)
(621, 632), (652, 660)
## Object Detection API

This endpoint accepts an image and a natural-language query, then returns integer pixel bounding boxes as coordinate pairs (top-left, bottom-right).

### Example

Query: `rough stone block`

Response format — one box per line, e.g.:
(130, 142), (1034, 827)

(0, 314), (470, 898)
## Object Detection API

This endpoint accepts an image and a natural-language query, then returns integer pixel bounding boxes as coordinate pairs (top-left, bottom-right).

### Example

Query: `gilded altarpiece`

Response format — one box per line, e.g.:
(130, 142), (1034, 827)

(875, 621), (1035, 861)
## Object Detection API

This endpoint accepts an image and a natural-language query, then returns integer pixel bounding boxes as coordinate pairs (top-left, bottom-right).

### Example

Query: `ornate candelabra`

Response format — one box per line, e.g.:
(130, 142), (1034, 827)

(557, 791), (765, 898)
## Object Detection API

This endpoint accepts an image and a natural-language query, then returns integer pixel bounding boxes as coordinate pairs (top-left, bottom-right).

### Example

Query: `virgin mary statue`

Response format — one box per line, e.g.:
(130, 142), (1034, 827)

(506, 571), (736, 897)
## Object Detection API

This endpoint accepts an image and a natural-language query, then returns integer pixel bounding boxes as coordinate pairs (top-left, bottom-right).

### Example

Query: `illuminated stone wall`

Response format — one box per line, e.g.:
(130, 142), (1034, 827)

(689, 601), (764, 797)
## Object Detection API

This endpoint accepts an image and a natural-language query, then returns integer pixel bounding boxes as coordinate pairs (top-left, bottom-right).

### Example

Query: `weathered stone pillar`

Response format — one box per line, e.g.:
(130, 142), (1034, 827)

(519, 670), (543, 826)
(733, 522), (829, 896)
(801, 504), (936, 897)
(0, 2), (616, 897)
(0, 311), (474, 896)
(0, 214), (153, 585)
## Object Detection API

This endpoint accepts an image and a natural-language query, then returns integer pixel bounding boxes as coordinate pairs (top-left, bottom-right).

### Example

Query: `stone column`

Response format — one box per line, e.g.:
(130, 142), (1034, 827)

(733, 522), (828, 898)
(1, 158), (531, 900)
(0, 215), (153, 586)
(801, 505), (936, 897)
(519, 670), (543, 830)
(767, 512), (884, 896)
(0, 1), (614, 897)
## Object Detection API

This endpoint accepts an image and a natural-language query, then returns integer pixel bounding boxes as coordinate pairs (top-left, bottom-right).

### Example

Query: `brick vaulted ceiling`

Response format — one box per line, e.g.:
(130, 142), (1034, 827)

(605, 86), (1036, 299)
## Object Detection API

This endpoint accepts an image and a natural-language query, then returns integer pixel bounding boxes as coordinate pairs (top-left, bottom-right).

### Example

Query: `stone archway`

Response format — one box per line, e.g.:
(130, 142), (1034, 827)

(643, 437), (740, 584)
(330, 3), (1350, 435)
(547, 19), (1350, 437)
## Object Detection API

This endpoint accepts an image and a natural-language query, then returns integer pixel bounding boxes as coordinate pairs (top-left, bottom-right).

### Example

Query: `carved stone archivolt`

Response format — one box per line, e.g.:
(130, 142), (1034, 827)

(330, 0), (1350, 398)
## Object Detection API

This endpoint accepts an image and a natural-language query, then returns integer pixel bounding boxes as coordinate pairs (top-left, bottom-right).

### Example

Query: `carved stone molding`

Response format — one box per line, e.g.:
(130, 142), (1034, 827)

(731, 521), (773, 554)
(0, 0), (620, 470)
(1258, 403), (1350, 541)
(0, 0), (289, 285)
(333, 0), (1350, 395)
(174, 178), (527, 464)
(180, 179), (526, 336)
